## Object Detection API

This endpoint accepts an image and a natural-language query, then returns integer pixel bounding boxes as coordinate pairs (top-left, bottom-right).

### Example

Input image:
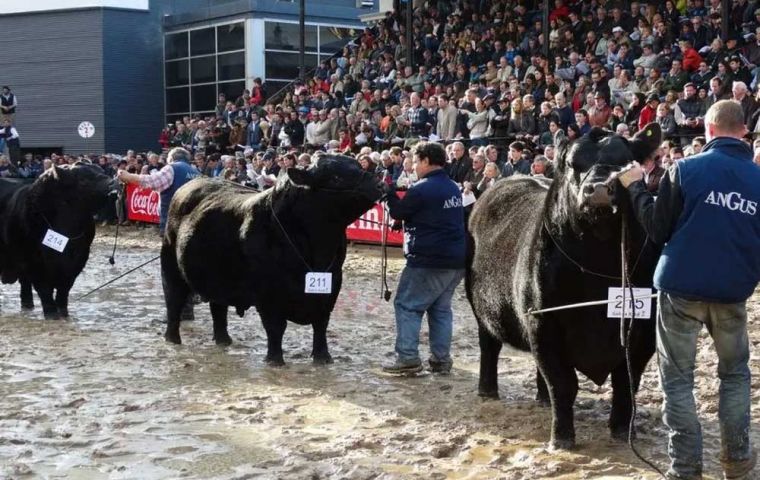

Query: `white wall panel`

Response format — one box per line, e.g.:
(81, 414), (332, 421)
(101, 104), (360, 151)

(3, 0), (148, 14)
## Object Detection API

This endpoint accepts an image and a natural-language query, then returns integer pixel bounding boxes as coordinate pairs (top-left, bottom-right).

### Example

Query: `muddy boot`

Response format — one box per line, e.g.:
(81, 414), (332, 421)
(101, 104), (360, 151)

(723, 449), (757, 479)
(429, 357), (453, 375)
(382, 358), (422, 375)
(180, 302), (195, 322)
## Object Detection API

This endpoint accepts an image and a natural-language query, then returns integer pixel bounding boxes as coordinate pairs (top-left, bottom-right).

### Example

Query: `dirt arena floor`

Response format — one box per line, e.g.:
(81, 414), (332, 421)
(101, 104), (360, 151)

(0, 227), (759, 479)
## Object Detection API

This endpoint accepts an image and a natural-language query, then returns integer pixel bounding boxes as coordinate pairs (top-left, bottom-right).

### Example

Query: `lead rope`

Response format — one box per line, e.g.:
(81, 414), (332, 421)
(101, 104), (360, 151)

(621, 211), (667, 479)
(108, 221), (119, 265)
(380, 201), (392, 301)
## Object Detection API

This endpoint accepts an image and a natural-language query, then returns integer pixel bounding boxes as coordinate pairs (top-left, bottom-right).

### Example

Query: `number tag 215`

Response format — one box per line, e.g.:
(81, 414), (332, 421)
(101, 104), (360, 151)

(606, 287), (653, 319)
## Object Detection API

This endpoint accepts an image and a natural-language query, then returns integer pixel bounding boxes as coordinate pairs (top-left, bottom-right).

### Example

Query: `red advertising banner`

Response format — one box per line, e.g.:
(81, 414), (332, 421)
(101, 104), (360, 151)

(126, 184), (160, 224)
(346, 193), (404, 246)
(125, 184), (404, 247)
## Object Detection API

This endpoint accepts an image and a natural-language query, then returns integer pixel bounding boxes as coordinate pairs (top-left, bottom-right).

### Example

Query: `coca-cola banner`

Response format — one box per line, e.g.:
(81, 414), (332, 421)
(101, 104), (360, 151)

(126, 184), (160, 223)
(346, 198), (403, 246)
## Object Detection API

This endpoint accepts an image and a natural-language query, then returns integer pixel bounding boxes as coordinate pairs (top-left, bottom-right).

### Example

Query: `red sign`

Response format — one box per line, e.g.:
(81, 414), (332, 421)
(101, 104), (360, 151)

(126, 184), (160, 223)
(125, 184), (404, 247)
(346, 194), (404, 247)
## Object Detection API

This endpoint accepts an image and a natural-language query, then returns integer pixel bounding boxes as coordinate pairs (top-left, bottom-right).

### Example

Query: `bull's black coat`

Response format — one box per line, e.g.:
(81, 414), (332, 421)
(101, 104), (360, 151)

(0, 164), (114, 318)
(162, 155), (384, 364)
(466, 125), (662, 449)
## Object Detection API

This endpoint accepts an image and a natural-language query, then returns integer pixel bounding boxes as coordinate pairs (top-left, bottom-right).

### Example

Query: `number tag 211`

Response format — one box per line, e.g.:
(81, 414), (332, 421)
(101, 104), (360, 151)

(305, 272), (332, 294)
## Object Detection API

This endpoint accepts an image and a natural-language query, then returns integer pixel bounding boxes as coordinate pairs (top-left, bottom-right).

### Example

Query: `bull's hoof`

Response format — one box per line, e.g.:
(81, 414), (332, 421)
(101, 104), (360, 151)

(21, 302), (34, 310)
(312, 353), (333, 365)
(214, 335), (233, 347)
(58, 309), (69, 318)
(549, 437), (575, 451)
(164, 332), (182, 345)
(43, 311), (61, 320)
(265, 354), (285, 367)
(478, 389), (500, 400)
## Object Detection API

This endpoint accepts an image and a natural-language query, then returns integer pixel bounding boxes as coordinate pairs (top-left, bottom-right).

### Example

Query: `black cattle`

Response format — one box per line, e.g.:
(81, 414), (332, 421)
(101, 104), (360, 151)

(466, 124), (662, 449)
(162, 154), (384, 364)
(0, 164), (114, 318)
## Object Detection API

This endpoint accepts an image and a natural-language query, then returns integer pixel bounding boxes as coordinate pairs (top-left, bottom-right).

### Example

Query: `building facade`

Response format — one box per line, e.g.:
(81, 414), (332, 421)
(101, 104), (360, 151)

(0, 0), (375, 155)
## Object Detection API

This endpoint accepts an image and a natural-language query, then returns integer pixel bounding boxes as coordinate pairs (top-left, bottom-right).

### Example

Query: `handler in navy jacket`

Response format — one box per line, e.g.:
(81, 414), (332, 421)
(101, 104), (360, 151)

(382, 141), (466, 375)
(118, 147), (200, 322)
(619, 100), (759, 480)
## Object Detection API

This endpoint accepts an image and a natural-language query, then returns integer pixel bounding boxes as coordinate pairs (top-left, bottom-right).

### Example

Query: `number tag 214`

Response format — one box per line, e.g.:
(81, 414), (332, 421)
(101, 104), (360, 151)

(305, 272), (332, 294)
(42, 229), (69, 253)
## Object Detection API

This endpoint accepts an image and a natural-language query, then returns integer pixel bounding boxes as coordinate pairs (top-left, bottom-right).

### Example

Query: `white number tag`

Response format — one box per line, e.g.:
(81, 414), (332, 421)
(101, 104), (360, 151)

(305, 272), (332, 294)
(607, 287), (653, 319)
(42, 229), (69, 253)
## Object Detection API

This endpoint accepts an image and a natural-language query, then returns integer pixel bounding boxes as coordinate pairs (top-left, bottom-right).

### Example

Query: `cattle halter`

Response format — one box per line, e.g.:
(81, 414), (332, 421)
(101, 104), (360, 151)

(268, 200), (337, 273)
(39, 213), (87, 241)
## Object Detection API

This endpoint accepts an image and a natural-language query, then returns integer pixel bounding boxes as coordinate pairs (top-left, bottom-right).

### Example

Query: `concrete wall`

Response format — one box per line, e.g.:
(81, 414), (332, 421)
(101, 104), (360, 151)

(0, 5), (163, 154)
(0, 9), (107, 154)
(102, 8), (164, 153)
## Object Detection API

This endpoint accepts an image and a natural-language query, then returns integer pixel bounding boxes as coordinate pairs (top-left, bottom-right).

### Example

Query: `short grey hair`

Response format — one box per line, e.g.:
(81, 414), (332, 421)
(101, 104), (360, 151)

(167, 147), (191, 164)
(705, 100), (746, 134)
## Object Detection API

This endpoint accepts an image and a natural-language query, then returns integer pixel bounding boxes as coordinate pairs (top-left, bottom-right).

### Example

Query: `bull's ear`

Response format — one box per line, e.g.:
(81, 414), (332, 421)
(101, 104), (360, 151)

(629, 123), (662, 162)
(287, 167), (314, 186)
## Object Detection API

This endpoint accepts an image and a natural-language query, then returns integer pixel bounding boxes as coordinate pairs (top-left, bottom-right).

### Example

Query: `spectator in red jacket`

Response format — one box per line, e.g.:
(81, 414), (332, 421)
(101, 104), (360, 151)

(638, 94), (659, 131)
(680, 40), (703, 72)
(250, 78), (264, 106)
(549, 0), (570, 22)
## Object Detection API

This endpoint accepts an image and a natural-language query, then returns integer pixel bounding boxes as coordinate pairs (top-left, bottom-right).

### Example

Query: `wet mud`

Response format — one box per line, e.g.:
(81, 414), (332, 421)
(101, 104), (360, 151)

(1, 227), (759, 479)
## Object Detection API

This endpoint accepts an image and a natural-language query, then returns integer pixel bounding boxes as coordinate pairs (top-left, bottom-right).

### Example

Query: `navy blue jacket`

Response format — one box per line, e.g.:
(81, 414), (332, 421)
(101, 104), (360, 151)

(387, 168), (466, 269)
(160, 160), (200, 234)
(628, 137), (760, 303)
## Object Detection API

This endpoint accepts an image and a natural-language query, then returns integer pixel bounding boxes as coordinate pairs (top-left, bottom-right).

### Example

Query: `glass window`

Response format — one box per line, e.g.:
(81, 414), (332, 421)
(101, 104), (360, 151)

(217, 81), (246, 101)
(165, 32), (188, 60)
(265, 53), (318, 80)
(166, 87), (189, 114)
(265, 22), (317, 52)
(165, 60), (189, 87)
(191, 84), (217, 112)
(217, 22), (245, 52)
(320, 27), (355, 54)
(264, 80), (289, 97)
(191, 28), (216, 56)
(167, 114), (186, 125)
(218, 52), (245, 81)
(191, 56), (216, 84)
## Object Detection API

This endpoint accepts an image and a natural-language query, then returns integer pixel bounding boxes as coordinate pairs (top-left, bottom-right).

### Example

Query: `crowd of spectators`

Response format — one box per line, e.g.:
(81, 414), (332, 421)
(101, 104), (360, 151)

(6, 0), (760, 208)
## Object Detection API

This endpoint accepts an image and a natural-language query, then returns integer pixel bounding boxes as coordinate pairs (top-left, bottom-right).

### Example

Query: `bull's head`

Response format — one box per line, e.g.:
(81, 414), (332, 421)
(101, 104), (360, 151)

(31, 162), (116, 216)
(555, 123), (661, 214)
(285, 154), (385, 225)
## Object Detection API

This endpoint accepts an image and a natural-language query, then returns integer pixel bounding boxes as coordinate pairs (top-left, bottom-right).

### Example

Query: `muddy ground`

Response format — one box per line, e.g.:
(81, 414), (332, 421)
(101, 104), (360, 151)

(1, 227), (759, 480)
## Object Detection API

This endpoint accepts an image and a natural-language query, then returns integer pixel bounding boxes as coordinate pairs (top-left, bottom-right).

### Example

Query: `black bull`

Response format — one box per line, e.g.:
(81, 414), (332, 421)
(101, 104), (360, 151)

(466, 124), (663, 449)
(0, 164), (114, 318)
(161, 154), (384, 365)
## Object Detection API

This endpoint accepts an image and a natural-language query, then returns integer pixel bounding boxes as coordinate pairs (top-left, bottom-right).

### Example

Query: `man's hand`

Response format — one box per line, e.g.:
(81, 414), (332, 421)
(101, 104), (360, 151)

(116, 169), (130, 183)
(617, 162), (644, 188)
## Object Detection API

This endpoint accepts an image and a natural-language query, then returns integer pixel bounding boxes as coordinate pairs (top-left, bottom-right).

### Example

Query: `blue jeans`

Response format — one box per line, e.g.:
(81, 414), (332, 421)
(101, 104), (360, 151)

(657, 292), (752, 479)
(393, 266), (465, 363)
